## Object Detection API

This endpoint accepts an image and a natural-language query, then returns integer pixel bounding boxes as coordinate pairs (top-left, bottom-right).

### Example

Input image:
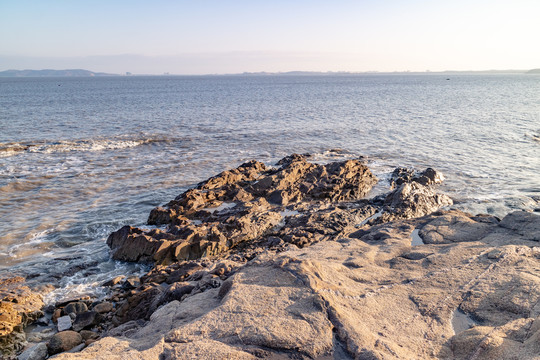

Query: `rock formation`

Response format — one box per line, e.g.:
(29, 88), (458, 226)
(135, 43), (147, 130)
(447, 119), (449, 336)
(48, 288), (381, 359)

(8, 154), (540, 359)
(0, 277), (44, 359)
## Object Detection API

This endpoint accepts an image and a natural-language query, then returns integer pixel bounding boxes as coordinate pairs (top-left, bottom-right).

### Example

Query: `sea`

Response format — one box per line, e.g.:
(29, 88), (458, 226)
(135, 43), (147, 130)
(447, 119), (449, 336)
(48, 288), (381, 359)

(0, 73), (539, 303)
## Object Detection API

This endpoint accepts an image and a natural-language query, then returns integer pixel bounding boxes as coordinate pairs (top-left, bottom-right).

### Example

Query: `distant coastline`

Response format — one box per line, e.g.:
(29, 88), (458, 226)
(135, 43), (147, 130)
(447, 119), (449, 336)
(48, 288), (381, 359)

(0, 68), (537, 77)
(0, 69), (117, 77)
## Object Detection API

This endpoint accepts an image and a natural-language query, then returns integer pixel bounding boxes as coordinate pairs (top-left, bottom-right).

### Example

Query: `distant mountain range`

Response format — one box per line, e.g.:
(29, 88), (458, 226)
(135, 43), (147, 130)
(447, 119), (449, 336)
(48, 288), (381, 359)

(526, 68), (540, 74)
(0, 69), (116, 77)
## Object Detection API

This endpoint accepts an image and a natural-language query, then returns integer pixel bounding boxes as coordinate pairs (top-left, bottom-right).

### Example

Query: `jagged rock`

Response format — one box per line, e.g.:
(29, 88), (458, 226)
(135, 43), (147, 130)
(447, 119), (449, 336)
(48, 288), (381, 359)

(0, 277), (44, 358)
(47, 331), (82, 355)
(113, 285), (164, 325)
(122, 276), (141, 290)
(381, 181), (453, 221)
(390, 167), (445, 188)
(107, 155), (379, 265)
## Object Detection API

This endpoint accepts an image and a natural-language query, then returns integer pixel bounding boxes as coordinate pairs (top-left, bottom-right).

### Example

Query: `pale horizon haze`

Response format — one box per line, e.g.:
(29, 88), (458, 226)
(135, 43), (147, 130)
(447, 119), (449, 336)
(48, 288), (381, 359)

(1, 0), (539, 75)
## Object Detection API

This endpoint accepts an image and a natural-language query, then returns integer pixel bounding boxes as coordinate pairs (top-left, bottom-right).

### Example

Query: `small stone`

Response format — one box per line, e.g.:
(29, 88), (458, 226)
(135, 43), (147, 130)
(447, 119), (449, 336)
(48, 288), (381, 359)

(18, 342), (48, 360)
(85, 338), (97, 346)
(102, 275), (125, 287)
(47, 330), (82, 355)
(52, 309), (62, 323)
(66, 343), (86, 353)
(57, 315), (72, 331)
(93, 301), (113, 313)
(63, 301), (88, 316)
(72, 311), (99, 332)
(79, 329), (99, 341)
(122, 276), (141, 290)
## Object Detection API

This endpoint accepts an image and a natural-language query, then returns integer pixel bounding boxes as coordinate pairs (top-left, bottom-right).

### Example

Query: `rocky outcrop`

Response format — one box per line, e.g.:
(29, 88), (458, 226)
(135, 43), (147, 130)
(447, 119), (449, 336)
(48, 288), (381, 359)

(0, 277), (44, 359)
(107, 155), (454, 266)
(53, 210), (540, 359)
(5, 155), (465, 359)
(108, 155), (380, 264)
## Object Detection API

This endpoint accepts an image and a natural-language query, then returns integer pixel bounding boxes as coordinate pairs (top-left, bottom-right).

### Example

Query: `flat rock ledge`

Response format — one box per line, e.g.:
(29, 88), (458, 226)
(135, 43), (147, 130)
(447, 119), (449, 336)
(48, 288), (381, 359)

(11, 154), (540, 359)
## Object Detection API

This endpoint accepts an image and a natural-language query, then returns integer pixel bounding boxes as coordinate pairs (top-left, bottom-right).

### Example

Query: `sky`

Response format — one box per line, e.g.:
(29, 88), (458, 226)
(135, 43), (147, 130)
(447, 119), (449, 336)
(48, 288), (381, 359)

(1, 0), (539, 74)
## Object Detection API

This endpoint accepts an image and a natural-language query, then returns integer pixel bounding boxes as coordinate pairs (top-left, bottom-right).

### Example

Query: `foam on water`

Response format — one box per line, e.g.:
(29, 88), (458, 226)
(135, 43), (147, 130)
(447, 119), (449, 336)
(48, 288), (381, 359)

(0, 136), (176, 158)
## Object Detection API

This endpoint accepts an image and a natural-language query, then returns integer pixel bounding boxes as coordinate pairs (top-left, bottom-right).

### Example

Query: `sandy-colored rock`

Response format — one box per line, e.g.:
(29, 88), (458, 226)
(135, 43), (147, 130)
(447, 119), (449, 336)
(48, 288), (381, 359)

(0, 277), (44, 358)
(56, 210), (540, 359)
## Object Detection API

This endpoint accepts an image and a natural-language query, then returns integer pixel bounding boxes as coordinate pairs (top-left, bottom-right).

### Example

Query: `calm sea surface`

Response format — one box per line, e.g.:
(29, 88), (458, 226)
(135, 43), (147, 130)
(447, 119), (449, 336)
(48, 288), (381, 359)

(0, 74), (538, 301)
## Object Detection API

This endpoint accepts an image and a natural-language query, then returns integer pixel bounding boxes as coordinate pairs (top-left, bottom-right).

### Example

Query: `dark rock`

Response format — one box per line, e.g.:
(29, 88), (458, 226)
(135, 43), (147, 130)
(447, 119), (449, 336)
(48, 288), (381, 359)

(160, 282), (195, 304)
(72, 311), (100, 332)
(166, 263), (205, 284)
(101, 276), (125, 287)
(47, 330), (82, 355)
(79, 330), (99, 341)
(113, 285), (163, 324)
(122, 276), (141, 290)
(106, 156), (378, 265)
(63, 301), (88, 316)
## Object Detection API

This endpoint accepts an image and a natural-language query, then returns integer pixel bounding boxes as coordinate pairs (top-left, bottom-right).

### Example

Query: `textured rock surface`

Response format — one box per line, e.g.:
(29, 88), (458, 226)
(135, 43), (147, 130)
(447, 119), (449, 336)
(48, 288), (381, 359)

(46, 156), (540, 359)
(107, 155), (379, 264)
(53, 209), (540, 359)
(0, 277), (44, 359)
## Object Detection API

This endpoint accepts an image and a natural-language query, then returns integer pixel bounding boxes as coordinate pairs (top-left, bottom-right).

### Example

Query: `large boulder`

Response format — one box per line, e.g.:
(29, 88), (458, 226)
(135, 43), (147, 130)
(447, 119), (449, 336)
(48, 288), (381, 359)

(47, 331), (82, 355)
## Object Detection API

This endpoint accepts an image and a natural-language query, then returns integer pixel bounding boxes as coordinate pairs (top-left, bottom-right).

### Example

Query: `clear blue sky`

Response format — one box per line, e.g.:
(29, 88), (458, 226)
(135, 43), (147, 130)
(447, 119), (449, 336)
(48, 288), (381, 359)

(1, 0), (539, 74)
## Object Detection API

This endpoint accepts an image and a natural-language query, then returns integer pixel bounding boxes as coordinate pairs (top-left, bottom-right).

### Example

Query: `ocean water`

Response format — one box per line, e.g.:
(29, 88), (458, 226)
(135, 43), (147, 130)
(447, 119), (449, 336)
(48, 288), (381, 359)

(0, 74), (538, 301)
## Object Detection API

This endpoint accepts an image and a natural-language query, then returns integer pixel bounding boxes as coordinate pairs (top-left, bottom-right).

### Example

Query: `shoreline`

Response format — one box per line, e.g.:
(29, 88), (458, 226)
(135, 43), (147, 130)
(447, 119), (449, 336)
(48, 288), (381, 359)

(2, 154), (539, 359)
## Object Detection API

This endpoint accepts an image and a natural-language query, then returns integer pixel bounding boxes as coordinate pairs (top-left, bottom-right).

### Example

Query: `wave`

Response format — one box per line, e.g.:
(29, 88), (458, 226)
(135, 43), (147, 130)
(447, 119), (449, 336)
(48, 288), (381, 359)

(0, 136), (176, 157)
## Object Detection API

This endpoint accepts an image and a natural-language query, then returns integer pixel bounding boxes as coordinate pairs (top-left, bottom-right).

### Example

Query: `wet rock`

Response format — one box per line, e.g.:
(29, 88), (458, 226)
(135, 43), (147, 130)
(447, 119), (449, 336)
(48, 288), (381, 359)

(47, 330), (82, 355)
(390, 167), (445, 188)
(18, 342), (48, 360)
(56, 315), (72, 331)
(63, 301), (88, 316)
(72, 311), (99, 332)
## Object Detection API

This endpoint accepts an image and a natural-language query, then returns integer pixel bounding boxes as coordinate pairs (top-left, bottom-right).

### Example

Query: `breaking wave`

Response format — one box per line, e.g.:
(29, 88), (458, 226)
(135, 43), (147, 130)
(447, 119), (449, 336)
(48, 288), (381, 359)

(0, 136), (176, 157)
